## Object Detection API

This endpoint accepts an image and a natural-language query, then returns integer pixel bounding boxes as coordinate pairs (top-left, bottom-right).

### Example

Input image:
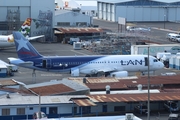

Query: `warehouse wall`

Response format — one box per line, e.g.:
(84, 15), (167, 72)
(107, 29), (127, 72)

(115, 6), (157, 22)
(97, 1), (180, 22)
(55, 12), (92, 26)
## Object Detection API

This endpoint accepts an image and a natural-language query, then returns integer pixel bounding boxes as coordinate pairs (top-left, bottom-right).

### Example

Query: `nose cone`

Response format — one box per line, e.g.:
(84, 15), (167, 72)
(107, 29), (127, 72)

(158, 61), (164, 69)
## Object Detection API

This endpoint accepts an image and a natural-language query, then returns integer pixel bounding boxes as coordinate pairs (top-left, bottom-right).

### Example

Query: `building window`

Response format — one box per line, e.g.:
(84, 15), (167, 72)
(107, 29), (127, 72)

(76, 22), (87, 26)
(57, 22), (70, 26)
(72, 107), (77, 114)
(114, 106), (125, 112)
(2, 108), (10, 116)
(29, 107), (33, 110)
(49, 107), (57, 114)
(17, 108), (25, 115)
(82, 106), (91, 114)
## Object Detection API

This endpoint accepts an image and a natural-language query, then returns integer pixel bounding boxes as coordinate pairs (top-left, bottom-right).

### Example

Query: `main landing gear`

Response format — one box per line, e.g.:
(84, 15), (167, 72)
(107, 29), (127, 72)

(32, 69), (36, 83)
(85, 72), (108, 77)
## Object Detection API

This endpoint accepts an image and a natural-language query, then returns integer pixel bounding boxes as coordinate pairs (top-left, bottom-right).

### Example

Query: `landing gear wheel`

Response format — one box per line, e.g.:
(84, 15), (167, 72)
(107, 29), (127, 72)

(32, 69), (36, 83)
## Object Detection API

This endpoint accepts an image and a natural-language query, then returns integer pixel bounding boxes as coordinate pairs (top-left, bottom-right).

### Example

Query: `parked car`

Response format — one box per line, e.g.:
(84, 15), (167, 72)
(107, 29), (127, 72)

(166, 33), (180, 42)
(134, 104), (148, 114)
(126, 26), (151, 33)
(164, 101), (179, 112)
(168, 113), (179, 120)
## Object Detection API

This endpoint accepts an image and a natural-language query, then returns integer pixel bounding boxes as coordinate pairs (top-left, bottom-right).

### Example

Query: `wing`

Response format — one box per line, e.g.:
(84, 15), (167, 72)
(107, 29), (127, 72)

(27, 35), (44, 41)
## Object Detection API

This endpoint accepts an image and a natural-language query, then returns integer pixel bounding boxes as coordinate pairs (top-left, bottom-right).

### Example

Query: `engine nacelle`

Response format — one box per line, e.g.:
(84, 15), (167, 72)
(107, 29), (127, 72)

(71, 68), (80, 77)
(110, 71), (128, 77)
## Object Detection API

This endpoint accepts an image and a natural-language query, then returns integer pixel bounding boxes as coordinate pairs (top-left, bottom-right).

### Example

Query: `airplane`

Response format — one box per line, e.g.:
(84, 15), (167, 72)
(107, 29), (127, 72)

(8, 31), (164, 77)
(0, 18), (44, 49)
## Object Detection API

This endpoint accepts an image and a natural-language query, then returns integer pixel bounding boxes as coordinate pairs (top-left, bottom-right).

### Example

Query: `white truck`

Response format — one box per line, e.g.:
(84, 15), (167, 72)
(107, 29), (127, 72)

(166, 33), (180, 42)
(0, 60), (18, 72)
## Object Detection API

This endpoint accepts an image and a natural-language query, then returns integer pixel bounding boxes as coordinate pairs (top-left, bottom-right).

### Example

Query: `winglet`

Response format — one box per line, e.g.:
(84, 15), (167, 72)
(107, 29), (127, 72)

(13, 31), (42, 60)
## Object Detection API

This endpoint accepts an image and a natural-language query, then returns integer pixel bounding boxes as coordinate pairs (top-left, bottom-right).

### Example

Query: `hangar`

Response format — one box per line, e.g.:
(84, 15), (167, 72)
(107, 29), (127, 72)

(0, 0), (54, 41)
(97, 0), (180, 22)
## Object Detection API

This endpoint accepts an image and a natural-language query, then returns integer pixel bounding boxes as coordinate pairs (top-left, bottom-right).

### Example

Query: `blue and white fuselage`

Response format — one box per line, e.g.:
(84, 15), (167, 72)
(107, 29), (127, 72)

(9, 32), (164, 77)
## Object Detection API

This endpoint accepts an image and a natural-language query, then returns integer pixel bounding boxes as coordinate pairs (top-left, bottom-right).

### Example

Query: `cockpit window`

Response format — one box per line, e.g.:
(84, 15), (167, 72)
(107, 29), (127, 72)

(153, 59), (158, 62)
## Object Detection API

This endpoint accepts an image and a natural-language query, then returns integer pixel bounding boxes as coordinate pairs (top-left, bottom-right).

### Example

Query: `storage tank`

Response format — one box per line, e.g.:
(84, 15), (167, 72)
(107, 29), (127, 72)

(169, 56), (176, 69)
(175, 56), (180, 70)
(73, 42), (82, 50)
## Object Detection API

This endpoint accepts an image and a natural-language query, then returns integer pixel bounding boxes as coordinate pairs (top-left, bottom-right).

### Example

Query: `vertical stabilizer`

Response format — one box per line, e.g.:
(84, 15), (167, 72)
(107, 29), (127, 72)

(13, 31), (42, 59)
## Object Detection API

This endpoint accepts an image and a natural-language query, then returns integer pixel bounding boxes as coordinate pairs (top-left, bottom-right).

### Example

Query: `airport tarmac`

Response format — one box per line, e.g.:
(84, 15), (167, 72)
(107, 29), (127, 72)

(93, 18), (180, 44)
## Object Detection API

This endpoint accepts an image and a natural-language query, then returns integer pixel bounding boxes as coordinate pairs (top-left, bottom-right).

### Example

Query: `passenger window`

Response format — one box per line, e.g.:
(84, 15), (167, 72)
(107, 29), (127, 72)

(153, 59), (158, 62)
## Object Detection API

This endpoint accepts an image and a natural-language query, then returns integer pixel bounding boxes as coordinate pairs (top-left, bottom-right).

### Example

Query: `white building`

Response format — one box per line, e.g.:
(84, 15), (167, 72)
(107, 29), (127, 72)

(55, 0), (97, 16)
(97, 0), (180, 22)
(55, 10), (92, 27)
(76, 1), (97, 16)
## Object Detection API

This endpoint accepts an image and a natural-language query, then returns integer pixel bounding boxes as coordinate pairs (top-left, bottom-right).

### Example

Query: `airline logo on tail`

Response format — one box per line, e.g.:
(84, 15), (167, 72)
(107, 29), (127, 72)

(13, 31), (42, 59)
(7, 36), (14, 43)
(18, 18), (32, 39)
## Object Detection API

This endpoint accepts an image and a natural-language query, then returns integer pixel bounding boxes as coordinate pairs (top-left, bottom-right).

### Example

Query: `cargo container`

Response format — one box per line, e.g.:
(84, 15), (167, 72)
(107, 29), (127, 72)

(131, 44), (180, 56)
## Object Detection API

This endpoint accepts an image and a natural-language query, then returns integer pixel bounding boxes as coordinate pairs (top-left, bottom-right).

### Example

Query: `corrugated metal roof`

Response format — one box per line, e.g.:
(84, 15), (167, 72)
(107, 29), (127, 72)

(56, 27), (104, 34)
(88, 93), (180, 102)
(0, 87), (34, 95)
(72, 98), (97, 106)
(97, 0), (180, 4)
(86, 77), (119, 83)
(120, 75), (180, 87)
(85, 82), (128, 90)
(68, 75), (180, 90)
(30, 84), (75, 96)
(26, 79), (89, 96)
(0, 94), (87, 105)
(97, 0), (134, 4)
(0, 79), (18, 86)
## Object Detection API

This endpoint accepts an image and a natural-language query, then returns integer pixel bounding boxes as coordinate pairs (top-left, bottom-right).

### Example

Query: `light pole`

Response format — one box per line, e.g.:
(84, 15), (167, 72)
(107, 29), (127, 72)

(147, 45), (150, 120)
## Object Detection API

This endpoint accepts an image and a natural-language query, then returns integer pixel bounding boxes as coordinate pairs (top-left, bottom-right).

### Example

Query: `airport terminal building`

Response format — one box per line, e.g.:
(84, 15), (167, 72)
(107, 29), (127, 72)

(97, 0), (180, 22)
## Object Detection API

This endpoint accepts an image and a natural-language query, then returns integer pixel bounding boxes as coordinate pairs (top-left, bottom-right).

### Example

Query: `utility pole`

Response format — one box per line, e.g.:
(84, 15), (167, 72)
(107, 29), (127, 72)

(147, 45), (150, 120)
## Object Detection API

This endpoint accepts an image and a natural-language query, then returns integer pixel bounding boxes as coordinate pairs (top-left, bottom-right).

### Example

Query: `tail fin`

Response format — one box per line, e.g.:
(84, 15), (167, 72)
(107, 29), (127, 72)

(12, 31), (42, 59)
(18, 18), (32, 39)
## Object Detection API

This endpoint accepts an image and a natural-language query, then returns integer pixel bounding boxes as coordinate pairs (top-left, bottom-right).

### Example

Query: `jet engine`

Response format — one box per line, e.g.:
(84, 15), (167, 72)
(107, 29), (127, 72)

(110, 71), (128, 77)
(71, 68), (80, 77)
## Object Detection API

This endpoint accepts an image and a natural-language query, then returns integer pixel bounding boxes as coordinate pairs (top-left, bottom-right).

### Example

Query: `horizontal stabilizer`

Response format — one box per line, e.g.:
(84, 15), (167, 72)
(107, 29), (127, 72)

(18, 61), (34, 67)
(8, 57), (19, 61)
(27, 35), (44, 41)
